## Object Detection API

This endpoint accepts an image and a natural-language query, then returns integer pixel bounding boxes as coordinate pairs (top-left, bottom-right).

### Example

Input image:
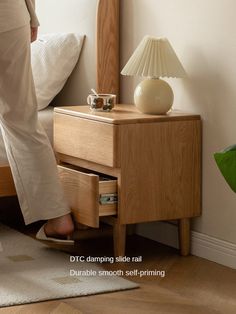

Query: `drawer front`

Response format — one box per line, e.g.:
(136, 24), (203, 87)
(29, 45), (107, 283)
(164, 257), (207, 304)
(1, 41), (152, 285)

(58, 165), (117, 228)
(54, 113), (119, 167)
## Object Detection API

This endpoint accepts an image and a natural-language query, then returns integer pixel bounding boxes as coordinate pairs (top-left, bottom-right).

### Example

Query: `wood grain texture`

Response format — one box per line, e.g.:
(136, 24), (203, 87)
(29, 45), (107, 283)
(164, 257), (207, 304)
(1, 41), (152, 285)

(113, 222), (126, 257)
(56, 153), (120, 178)
(55, 105), (201, 256)
(54, 104), (201, 125)
(179, 218), (191, 256)
(58, 165), (100, 227)
(57, 164), (117, 228)
(54, 112), (120, 168)
(50, 303), (83, 314)
(96, 0), (120, 98)
(99, 178), (118, 216)
(119, 119), (201, 224)
(0, 166), (16, 197)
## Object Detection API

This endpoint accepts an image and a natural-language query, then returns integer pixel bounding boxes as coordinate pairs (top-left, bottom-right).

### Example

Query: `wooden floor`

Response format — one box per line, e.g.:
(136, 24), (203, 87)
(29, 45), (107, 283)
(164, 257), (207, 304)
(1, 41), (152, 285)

(0, 205), (236, 314)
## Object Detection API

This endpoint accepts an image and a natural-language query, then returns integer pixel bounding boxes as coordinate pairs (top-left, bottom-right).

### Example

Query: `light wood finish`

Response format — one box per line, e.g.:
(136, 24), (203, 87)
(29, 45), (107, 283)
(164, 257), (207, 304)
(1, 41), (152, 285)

(96, 0), (119, 98)
(58, 165), (117, 228)
(99, 216), (126, 256)
(54, 104), (201, 124)
(0, 0), (120, 198)
(54, 113), (120, 168)
(1, 234), (236, 314)
(58, 165), (99, 227)
(55, 104), (201, 256)
(50, 302), (83, 314)
(179, 218), (191, 256)
(113, 221), (126, 257)
(0, 166), (16, 197)
(99, 178), (118, 216)
(56, 153), (120, 178)
(119, 119), (201, 224)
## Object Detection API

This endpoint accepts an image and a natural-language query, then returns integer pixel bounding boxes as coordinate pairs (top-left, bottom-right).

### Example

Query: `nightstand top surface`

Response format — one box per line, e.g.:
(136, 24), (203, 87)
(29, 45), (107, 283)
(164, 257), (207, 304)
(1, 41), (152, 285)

(54, 104), (200, 124)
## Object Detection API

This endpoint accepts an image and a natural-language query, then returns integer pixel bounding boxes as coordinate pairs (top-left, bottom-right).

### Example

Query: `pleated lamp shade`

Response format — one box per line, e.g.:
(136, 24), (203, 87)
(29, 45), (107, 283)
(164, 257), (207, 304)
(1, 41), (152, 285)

(121, 36), (186, 114)
(121, 36), (186, 78)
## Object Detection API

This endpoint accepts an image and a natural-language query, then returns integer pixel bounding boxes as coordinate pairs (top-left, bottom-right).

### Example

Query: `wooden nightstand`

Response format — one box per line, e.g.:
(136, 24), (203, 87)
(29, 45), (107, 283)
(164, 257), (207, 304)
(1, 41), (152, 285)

(54, 104), (201, 256)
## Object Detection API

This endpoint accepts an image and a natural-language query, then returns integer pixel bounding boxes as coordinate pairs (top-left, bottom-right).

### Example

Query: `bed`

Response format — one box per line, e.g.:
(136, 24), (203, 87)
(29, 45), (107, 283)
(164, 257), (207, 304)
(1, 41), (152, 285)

(0, 0), (119, 198)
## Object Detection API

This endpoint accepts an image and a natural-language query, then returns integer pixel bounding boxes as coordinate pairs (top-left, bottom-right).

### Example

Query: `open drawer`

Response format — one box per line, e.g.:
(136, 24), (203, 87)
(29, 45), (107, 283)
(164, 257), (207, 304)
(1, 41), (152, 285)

(57, 164), (118, 228)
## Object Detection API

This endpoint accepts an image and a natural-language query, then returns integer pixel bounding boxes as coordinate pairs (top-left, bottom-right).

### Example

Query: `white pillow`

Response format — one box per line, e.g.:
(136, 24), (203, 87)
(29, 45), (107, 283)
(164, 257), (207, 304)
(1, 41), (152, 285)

(31, 33), (84, 111)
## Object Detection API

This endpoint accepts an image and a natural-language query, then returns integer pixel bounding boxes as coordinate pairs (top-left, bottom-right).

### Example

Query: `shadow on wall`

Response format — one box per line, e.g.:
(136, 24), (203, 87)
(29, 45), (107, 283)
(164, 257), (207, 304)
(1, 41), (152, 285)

(180, 46), (236, 233)
(120, 0), (142, 103)
(181, 46), (234, 149)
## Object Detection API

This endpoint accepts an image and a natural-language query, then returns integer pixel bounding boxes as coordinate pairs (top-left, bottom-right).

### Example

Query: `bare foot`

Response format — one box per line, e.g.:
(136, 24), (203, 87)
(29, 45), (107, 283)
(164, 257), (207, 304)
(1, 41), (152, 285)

(44, 214), (74, 238)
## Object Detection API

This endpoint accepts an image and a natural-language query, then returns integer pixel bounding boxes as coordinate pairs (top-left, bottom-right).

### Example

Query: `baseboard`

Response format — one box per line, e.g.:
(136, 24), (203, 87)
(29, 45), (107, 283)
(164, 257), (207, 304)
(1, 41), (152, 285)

(136, 222), (236, 269)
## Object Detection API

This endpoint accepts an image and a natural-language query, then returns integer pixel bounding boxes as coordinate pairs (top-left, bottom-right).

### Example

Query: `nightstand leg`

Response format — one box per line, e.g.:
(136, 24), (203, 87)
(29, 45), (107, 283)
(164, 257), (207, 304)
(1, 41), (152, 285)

(178, 218), (191, 256)
(113, 222), (126, 257)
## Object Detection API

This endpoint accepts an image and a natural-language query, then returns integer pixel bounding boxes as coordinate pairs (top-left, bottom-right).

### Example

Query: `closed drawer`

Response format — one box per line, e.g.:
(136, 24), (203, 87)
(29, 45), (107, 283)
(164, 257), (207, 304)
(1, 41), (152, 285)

(58, 164), (118, 228)
(54, 112), (120, 167)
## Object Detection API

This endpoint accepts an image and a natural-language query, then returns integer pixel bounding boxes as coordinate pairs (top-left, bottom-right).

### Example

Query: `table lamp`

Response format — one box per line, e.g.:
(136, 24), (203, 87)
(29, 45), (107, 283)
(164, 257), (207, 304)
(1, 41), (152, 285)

(121, 36), (186, 114)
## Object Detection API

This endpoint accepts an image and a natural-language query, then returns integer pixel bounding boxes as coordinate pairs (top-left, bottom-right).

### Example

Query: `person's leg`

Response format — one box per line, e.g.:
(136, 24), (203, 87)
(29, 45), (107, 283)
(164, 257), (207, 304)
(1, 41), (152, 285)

(0, 25), (74, 236)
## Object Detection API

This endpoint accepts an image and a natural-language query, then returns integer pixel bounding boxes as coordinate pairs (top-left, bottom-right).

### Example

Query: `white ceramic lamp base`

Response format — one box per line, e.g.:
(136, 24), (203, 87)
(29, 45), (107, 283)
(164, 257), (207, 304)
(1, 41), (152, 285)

(134, 78), (174, 115)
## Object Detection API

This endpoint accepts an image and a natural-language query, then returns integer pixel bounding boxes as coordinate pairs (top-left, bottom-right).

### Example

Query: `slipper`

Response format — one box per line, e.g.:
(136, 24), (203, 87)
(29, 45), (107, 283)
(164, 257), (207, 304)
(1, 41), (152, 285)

(36, 224), (75, 245)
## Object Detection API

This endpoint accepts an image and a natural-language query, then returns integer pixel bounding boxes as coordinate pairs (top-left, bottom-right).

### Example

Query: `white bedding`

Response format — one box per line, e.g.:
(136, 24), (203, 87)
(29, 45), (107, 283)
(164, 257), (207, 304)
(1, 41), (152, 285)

(0, 106), (54, 165)
(0, 0), (101, 163)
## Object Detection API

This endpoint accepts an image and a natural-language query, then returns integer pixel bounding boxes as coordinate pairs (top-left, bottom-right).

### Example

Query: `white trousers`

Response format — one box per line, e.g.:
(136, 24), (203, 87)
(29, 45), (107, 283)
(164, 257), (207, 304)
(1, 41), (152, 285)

(0, 25), (70, 224)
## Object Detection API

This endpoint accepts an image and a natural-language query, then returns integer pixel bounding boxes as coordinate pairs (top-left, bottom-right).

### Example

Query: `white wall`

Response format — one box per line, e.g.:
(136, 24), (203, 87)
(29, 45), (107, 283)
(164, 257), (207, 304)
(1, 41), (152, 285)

(120, 0), (236, 245)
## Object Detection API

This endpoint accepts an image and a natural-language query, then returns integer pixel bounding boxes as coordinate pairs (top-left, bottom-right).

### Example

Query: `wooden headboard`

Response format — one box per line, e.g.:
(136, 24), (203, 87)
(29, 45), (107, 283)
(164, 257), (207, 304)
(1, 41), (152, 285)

(37, 0), (119, 105)
(96, 0), (119, 96)
(0, 0), (120, 197)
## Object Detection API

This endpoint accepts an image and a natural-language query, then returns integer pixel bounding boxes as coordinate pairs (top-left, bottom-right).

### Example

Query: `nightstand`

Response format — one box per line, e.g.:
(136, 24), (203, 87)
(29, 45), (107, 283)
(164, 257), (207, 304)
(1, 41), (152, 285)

(54, 104), (201, 256)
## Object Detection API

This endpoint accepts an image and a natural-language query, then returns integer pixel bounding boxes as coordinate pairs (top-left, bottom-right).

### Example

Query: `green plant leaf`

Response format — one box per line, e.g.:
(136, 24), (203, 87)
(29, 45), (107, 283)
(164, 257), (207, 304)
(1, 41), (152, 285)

(214, 147), (236, 193)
